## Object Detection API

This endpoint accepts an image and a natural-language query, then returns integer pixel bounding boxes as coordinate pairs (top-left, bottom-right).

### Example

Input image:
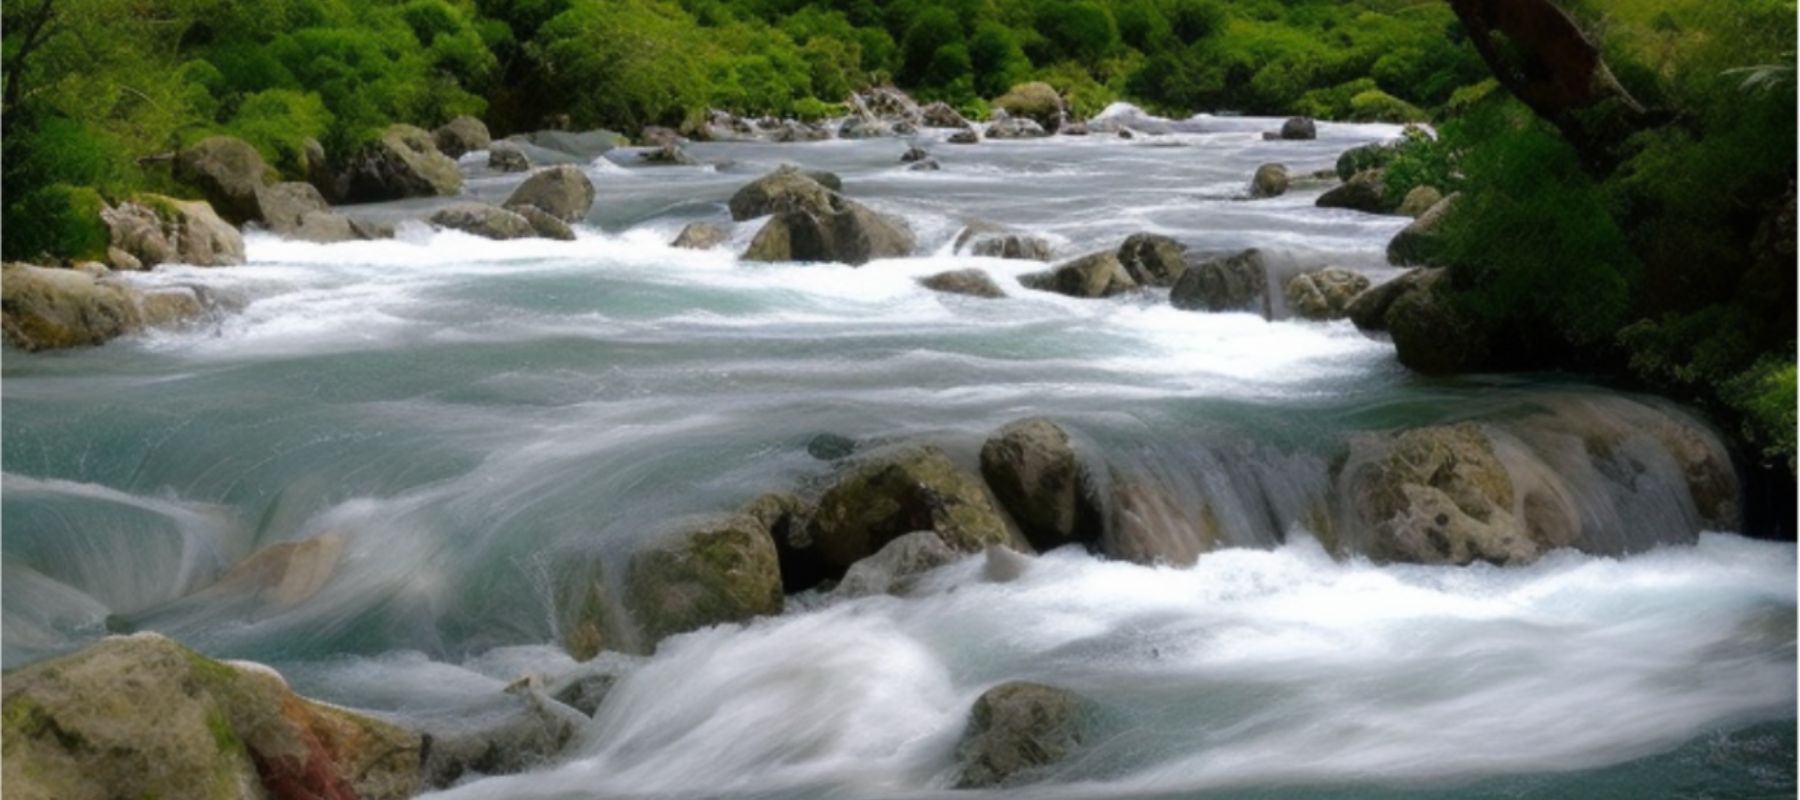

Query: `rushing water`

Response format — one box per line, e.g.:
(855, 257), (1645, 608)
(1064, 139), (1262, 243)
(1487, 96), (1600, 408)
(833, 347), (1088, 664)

(2, 111), (1793, 798)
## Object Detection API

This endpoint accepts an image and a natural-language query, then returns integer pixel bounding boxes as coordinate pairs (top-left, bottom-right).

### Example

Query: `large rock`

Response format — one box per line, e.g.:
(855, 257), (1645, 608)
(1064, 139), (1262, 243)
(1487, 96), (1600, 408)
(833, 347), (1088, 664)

(1284, 268), (1371, 321)
(433, 115), (492, 159)
(1387, 192), (1460, 266)
(954, 681), (1087, 788)
(743, 202), (914, 266)
(1384, 268), (1494, 374)
(1397, 185), (1445, 218)
(671, 222), (730, 250)
(1346, 268), (1432, 332)
(1249, 163), (1289, 198)
(948, 130), (981, 145)
(955, 224), (1051, 261)
(173, 136), (278, 225)
(488, 142), (531, 173)
(504, 165), (595, 223)
(919, 268), (1005, 298)
(251, 182), (331, 234)
(342, 124), (463, 202)
(1116, 233), (1189, 287)
(1317, 169), (1395, 214)
(766, 119), (831, 143)
(1279, 116), (1317, 140)
(1170, 249), (1270, 315)
(838, 117), (897, 139)
(920, 101), (970, 129)
(832, 531), (960, 598)
(302, 137), (342, 201)
(506, 203), (576, 241)
(984, 117), (1048, 139)
(430, 203), (537, 240)
(803, 446), (1016, 576)
(1102, 474), (1220, 566)
(980, 419), (1100, 551)
(727, 165), (840, 221)
(1019, 251), (1137, 298)
(993, 82), (1065, 133)
(103, 195), (246, 268)
(3, 263), (141, 350)
(624, 514), (783, 649)
(850, 87), (922, 123)
(1342, 424), (1541, 565)
(1, 633), (420, 800)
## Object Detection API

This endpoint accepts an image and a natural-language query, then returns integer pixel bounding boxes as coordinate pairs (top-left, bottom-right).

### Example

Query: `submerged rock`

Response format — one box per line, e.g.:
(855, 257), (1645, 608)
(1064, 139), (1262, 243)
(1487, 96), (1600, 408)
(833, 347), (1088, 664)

(900, 145), (930, 163)
(342, 124), (463, 202)
(980, 419), (1101, 551)
(1284, 268), (1371, 320)
(1170, 249), (1270, 315)
(624, 513), (783, 649)
(430, 203), (537, 240)
(671, 222), (730, 250)
(173, 136), (278, 225)
(195, 534), (345, 611)
(1116, 232), (1189, 287)
(504, 165), (596, 223)
(1, 633), (420, 800)
(955, 224), (1051, 261)
(919, 268), (1006, 298)
(804, 445), (1016, 575)
(433, 115), (492, 159)
(1102, 474), (1220, 566)
(1019, 251), (1137, 298)
(1249, 163), (1289, 198)
(954, 681), (1088, 788)
(908, 159), (942, 172)
(506, 129), (627, 160)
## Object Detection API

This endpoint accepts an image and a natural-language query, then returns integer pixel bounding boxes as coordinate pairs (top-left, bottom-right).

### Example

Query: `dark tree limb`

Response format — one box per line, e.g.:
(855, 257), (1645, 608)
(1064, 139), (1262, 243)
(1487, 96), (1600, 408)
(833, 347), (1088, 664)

(1448, 0), (1655, 174)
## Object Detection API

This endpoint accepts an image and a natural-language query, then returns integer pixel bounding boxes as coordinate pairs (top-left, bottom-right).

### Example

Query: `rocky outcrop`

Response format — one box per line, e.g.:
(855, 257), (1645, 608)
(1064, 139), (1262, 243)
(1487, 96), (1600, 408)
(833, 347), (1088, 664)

(1249, 163), (1289, 198)
(507, 203), (576, 240)
(1284, 268), (1371, 320)
(954, 681), (1087, 788)
(671, 222), (730, 250)
(1279, 116), (1317, 140)
(980, 419), (1101, 551)
(1387, 192), (1460, 266)
(173, 136), (278, 225)
(920, 101), (970, 129)
(504, 165), (596, 223)
(430, 203), (537, 240)
(103, 195), (246, 268)
(832, 531), (960, 598)
(734, 168), (913, 265)
(1342, 424), (1543, 565)
(433, 116), (492, 159)
(1019, 251), (1138, 298)
(488, 142), (531, 172)
(302, 137), (342, 201)
(1116, 233), (1189, 287)
(624, 514), (784, 649)
(994, 82), (1065, 133)
(919, 268), (1006, 298)
(838, 117), (899, 139)
(2, 263), (209, 350)
(1170, 249), (1270, 315)
(341, 124), (463, 202)
(803, 446), (1017, 576)
(1317, 169), (1395, 214)
(984, 117), (1048, 139)
(1, 633), (420, 800)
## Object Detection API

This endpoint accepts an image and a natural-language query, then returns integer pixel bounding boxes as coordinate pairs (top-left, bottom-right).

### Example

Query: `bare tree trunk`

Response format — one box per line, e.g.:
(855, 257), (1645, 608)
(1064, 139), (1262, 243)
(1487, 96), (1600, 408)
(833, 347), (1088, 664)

(1448, 0), (1654, 174)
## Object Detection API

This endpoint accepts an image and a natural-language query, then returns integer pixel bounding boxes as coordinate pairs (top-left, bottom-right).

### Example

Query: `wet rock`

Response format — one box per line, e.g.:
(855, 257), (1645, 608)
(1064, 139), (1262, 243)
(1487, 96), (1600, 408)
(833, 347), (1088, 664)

(640, 126), (684, 148)
(994, 82), (1066, 133)
(806, 433), (858, 461)
(804, 445), (1016, 576)
(504, 165), (596, 223)
(900, 145), (930, 163)
(1385, 268), (1494, 374)
(251, 182), (330, 234)
(639, 143), (698, 166)
(1387, 192), (1460, 266)
(173, 136), (278, 225)
(728, 165), (838, 221)
(1170, 249), (1270, 316)
(954, 681), (1087, 788)
(920, 101), (970, 129)
(545, 655), (635, 716)
(1102, 475), (1220, 566)
(430, 203), (536, 240)
(506, 129), (627, 160)
(196, 534), (345, 610)
(1346, 268), (1432, 332)
(671, 222), (730, 250)
(984, 117), (1049, 139)
(955, 224), (1052, 261)
(838, 117), (896, 139)
(0, 633), (420, 800)
(948, 130), (981, 145)
(1249, 163), (1289, 198)
(288, 211), (362, 244)
(102, 195), (246, 267)
(1343, 424), (1539, 565)
(920, 268), (1006, 298)
(908, 159), (941, 172)
(1284, 268), (1372, 321)
(624, 513), (783, 649)
(1317, 169), (1395, 214)
(419, 683), (583, 789)
(1336, 141), (1397, 181)
(980, 418), (1101, 551)
(433, 115), (492, 159)
(1118, 129), (1135, 140)
(851, 87), (922, 123)
(3, 263), (139, 350)
(743, 202), (914, 266)
(1116, 232), (1190, 287)
(1279, 116), (1317, 140)
(507, 203), (577, 241)
(832, 531), (960, 598)
(488, 142), (531, 172)
(342, 124), (463, 202)
(767, 119), (831, 143)
(1059, 122), (1090, 136)
(1019, 251), (1137, 298)
(1397, 185), (1445, 218)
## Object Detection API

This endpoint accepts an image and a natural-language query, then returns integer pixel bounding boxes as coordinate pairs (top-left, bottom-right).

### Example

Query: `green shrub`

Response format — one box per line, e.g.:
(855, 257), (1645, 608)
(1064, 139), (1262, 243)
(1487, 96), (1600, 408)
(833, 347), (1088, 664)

(1725, 357), (1798, 471)
(1348, 89), (1424, 123)
(225, 90), (335, 176)
(3, 184), (111, 263)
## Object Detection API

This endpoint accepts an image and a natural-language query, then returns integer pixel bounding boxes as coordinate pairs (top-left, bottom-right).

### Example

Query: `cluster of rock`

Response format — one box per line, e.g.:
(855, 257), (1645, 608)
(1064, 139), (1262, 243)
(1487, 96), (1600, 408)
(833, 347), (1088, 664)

(671, 165), (914, 266)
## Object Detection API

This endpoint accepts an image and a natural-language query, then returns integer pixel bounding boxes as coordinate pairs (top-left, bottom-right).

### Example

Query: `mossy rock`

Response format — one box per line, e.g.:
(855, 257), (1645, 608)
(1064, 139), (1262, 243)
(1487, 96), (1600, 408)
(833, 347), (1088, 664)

(979, 418), (1101, 551)
(1019, 251), (1137, 298)
(1344, 424), (1542, 565)
(954, 681), (1088, 788)
(805, 445), (1016, 575)
(624, 514), (784, 649)
(993, 82), (1066, 133)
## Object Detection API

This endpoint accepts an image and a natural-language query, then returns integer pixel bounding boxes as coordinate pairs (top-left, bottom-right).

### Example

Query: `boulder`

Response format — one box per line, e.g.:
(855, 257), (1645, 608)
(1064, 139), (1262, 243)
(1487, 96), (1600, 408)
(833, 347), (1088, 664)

(900, 145), (930, 163)
(767, 120), (831, 143)
(103, 195), (245, 268)
(639, 143), (698, 166)
(430, 203), (537, 240)
(1387, 192), (1460, 266)
(1170, 249), (1270, 315)
(251, 182), (330, 234)
(504, 165), (596, 223)
(954, 681), (1086, 788)
(173, 135), (278, 225)
(624, 514), (783, 649)
(920, 101), (970, 129)
(838, 117), (895, 139)
(1279, 116), (1317, 140)
(640, 126), (684, 147)
(1317, 169), (1394, 214)
(1346, 268), (1431, 332)
(832, 531), (960, 598)
(993, 82), (1065, 133)
(1059, 122), (1089, 136)
(1, 633), (420, 800)
(1342, 424), (1539, 565)
(671, 222), (730, 250)
(919, 268), (1005, 299)
(850, 87), (922, 122)
(433, 115), (492, 159)
(743, 202), (914, 266)
(948, 130), (981, 145)
(506, 203), (577, 241)
(488, 142), (531, 173)
(1385, 267), (1494, 374)
(1019, 251), (1137, 298)
(1397, 185), (1445, 218)
(1115, 233), (1189, 287)
(980, 419), (1100, 551)
(341, 124), (463, 202)
(1249, 163), (1289, 199)
(984, 117), (1048, 139)
(289, 212), (369, 244)
(302, 137), (342, 201)
(1283, 268), (1371, 320)
(727, 165), (839, 221)
(803, 445), (1016, 576)
(3, 263), (141, 350)
(955, 225), (1052, 261)
(1336, 141), (1397, 181)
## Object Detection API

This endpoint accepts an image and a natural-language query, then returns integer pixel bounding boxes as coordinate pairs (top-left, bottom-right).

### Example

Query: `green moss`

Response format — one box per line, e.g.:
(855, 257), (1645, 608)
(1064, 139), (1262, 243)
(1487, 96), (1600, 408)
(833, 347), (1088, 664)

(204, 708), (243, 756)
(3, 696), (86, 752)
